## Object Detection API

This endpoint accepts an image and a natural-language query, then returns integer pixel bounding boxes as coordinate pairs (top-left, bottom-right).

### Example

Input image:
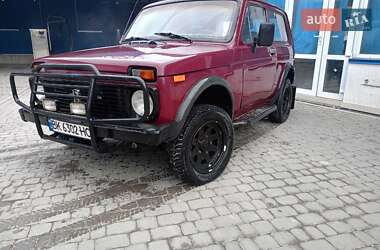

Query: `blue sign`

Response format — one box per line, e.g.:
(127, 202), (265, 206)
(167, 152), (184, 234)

(342, 9), (372, 31)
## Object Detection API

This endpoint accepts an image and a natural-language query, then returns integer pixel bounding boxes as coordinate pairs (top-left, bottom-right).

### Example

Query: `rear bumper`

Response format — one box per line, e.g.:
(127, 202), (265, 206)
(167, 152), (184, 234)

(19, 108), (174, 149)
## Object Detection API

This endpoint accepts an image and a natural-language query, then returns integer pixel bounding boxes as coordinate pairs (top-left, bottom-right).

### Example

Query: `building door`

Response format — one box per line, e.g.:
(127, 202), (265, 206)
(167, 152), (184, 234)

(288, 0), (327, 97)
(41, 0), (76, 54)
(316, 0), (353, 99)
(288, 0), (353, 100)
(75, 0), (135, 50)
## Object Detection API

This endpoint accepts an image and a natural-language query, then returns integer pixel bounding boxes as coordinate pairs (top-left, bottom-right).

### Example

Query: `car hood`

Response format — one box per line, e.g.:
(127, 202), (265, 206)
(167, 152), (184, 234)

(35, 42), (233, 76)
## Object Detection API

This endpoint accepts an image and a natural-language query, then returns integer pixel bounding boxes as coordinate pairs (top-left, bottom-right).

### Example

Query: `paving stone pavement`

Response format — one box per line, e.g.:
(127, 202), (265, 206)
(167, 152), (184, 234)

(1, 65), (380, 250)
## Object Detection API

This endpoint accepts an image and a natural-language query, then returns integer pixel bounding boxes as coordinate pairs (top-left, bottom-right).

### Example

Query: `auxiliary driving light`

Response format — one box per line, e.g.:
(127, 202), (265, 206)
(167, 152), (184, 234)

(36, 85), (45, 101)
(131, 90), (153, 116)
(42, 99), (57, 112)
(70, 102), (86, 115)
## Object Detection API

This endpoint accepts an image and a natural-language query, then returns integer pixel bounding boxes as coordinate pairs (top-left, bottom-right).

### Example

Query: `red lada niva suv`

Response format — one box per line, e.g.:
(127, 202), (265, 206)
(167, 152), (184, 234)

(10, 0), (296, 184)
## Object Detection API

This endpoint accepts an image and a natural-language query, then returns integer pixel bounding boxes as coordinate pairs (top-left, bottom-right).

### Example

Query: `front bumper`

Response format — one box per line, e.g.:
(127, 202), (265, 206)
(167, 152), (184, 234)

(10, 63), (173, 151)
(18, 108), (172, 149)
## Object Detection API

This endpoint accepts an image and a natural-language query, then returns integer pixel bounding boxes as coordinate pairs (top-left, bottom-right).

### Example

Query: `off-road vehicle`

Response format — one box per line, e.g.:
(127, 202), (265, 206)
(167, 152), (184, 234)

(10, 0), (295, 184)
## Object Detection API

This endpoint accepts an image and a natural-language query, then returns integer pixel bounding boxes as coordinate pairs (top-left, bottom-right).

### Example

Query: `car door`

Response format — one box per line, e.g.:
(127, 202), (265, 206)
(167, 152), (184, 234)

(240, 3), (277, 113)
(267, 9), (292, 92)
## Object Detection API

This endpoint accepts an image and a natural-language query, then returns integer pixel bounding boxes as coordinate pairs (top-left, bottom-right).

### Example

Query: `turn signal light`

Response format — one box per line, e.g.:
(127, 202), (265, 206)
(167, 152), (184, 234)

(130, 67), (156, 82)
(173, 74), (186, 83)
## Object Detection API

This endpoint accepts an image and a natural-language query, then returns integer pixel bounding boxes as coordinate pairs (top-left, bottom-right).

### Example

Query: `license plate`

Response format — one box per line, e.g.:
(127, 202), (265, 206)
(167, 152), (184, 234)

(47, 118), (91, 140)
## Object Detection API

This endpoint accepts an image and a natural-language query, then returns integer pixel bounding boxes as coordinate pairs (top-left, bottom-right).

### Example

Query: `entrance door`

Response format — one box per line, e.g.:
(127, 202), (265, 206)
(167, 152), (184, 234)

(41, 0), (76, 54)
(289, 0), (353, 100)
(316, 0), (353, 99)
(289, 0), (327, 97)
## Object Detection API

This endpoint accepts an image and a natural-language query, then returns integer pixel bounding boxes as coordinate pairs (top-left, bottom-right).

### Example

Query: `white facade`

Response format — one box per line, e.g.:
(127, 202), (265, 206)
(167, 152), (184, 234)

(344, 62), (380, 111)
(268, 0), (380, 113)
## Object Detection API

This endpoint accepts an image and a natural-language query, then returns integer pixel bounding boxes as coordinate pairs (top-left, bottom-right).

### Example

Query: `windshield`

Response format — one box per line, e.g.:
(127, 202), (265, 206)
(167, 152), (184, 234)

(124, 1), (239, 43)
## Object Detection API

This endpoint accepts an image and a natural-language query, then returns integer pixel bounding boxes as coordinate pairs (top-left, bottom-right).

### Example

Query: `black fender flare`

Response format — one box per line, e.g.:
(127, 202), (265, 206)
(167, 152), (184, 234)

(168, 76), (234, 141)
(272, 63), (296, 108)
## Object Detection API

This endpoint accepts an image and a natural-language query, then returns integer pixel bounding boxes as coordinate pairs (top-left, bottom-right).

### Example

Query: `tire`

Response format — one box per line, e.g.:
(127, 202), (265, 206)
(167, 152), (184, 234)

(270, 78), (293, 123)
(168, 104), (234, 185)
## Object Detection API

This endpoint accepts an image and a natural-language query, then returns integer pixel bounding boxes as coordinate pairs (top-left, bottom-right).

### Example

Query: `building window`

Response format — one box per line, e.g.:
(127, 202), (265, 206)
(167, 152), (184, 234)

(268, 11), (288, 42)
(266, 0), (285, 10)
(242, 5), (266, 44)
(292, 0), (323, 54)
(360, 0), (380, 54)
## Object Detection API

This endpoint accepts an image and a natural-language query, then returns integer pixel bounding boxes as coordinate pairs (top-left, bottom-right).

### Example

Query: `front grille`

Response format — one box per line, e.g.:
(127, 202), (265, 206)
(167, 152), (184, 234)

(40, 77), (136, 119)
(92, 84), (134, 119)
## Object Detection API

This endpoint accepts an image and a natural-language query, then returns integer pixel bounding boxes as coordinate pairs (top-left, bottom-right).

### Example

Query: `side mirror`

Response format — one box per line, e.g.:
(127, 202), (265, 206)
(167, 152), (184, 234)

(252, 23), (275, 52)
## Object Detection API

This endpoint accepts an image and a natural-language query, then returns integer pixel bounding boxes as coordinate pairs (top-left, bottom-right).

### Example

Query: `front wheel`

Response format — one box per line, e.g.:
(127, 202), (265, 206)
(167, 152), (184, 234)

(168, 105), (233, 185)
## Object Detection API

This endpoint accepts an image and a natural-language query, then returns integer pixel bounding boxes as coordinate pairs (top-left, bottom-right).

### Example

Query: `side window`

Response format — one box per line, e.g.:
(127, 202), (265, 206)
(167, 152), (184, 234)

(268, 10), (288, 42)
(242, 5), (266, 44)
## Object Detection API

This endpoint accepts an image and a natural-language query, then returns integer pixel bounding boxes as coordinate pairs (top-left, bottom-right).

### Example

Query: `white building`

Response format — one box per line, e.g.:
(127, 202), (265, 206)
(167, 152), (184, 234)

(268, 0), (380, 114)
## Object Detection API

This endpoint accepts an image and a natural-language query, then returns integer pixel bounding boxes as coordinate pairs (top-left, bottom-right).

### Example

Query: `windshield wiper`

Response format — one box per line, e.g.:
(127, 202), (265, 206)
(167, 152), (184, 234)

(122, 36), (158, 45)
(122, 36), (149, 42)
(154, 32), (192, 43)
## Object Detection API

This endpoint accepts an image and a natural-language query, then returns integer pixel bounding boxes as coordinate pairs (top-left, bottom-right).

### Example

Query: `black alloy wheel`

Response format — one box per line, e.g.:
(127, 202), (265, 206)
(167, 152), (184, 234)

(281, 82), (292, 117)
(168, 104), (233, 185)
(190, 121), (226, 175)
(270, 78), (293, 123)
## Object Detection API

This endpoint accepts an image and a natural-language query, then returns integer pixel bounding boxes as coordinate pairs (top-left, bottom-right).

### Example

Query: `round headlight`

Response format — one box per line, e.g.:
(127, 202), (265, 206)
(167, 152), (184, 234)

(131, 90), (153, 116)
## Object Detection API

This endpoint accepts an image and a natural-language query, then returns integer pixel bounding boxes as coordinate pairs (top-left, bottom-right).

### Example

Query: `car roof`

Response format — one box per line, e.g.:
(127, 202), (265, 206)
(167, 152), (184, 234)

(144, 0), (285, 16)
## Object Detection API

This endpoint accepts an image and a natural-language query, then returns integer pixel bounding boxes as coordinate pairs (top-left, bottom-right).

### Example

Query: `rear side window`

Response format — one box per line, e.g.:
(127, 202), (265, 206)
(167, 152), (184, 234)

(242, 5), (266, 44)
(268, 10), (288, 42)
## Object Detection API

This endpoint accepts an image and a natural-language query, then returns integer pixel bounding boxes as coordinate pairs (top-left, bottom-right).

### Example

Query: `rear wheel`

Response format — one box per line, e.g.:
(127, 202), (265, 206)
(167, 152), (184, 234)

(168, 104), (233, 185)
(270, 78), (293, 123)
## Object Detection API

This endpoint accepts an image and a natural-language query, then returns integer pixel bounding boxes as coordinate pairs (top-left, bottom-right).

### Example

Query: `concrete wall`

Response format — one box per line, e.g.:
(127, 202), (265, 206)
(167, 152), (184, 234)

(343, 60), (380, 112)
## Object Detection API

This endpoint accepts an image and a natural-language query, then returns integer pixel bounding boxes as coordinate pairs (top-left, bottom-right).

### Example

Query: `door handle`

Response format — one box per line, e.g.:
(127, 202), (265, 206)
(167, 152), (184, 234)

(269, 48), (277, 56)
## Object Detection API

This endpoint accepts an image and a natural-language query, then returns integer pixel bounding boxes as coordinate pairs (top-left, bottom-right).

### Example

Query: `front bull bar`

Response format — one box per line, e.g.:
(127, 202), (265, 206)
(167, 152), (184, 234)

(9, 63), (152, 151)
